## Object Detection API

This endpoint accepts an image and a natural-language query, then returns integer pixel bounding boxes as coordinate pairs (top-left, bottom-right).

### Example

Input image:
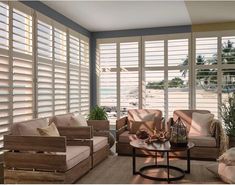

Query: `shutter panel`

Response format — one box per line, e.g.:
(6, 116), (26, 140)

(54, 27), (67, 115)
(168, 39), (189, 116)
(37, 19), (53, 118)
(195, 37), (218, 117)
(120, 42), (139, 114)
(145, 70), (165, 112)
(69, 33), (80, 113)
(12, 7), (33, 122)
(99, 43), (117, 123)
(0, 2), (10, 150)
(80, 39), (90, 116)
(0, 2), (9, 50)
(144, 40), (165, 113)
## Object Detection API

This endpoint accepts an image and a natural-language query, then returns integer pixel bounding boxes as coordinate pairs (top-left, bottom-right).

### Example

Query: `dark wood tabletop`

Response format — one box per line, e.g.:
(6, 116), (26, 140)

(130, 140), (195, 152)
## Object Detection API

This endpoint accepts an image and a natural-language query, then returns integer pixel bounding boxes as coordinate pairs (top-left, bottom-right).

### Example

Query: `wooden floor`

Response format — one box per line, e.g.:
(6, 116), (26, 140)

(76, 155), (223, 184)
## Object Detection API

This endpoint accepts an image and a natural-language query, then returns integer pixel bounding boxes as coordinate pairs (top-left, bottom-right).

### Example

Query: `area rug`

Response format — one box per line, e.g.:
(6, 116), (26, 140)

(76, 155), (223, 184)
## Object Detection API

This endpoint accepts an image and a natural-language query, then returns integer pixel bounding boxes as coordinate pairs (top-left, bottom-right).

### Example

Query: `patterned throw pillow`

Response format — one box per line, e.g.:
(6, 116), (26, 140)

(37, 122), (60, 136)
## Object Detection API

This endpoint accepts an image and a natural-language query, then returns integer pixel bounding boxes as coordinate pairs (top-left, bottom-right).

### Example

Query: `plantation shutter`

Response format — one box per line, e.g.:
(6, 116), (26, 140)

(195, 37), (218, 117)
(144, 40), (165, 113)
(12, 4), (33, 122)
(0, 2), (10, 150)
(37, 14), (53, 118)
(167, 39), (189, 116)
(69, 31), (80, 113)
(98, 43), (117, 123)
(80, 38), (90, 116)
(120, 41), (139, 115)
(53, 24), (67, 115)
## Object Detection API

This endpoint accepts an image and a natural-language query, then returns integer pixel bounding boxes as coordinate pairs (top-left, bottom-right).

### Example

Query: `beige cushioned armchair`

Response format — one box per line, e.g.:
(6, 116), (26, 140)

(168, 110), (225, 160)
(116, 109), (163, 156)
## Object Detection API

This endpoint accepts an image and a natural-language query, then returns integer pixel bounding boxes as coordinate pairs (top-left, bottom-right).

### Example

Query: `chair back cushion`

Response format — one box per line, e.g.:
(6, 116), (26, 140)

(11, 118), (48, 136)
(127, 109), (162, 130)
(49, 113), (74, 127)
(173, 110), (211, 131)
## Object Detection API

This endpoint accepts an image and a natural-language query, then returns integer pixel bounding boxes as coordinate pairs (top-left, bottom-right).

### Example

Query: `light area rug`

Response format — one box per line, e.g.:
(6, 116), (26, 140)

(76, 155), (223, 184)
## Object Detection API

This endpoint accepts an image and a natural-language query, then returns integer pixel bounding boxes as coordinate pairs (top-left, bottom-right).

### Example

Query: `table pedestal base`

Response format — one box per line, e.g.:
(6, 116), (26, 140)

(139, 164), (185, 182)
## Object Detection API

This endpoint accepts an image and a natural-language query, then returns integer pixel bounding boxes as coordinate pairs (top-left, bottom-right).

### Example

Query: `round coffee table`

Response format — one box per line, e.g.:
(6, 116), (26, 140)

(130, 140), (195, 183)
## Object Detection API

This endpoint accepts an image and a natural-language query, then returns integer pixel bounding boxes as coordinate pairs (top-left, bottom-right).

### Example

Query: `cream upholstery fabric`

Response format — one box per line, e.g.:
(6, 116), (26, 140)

(71, 115), (87, 126)
(127, 109), (162, 130)
(218, 162), (235, 184)
(50, 113), (74, 127)
(93, 136), (108, 152)
(11, 118), (48, 136)
(37, 122), (60, 136)
(119, 131), (138, 143)
(65, 146), (90, 170)
(189, 112), (214, 136)
(188, 136), (217, 147)
(218, 147), (235, 166)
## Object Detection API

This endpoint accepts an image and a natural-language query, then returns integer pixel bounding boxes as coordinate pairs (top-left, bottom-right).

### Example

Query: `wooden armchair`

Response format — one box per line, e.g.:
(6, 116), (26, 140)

(50, 113), (110, 167)
(116, 109), (164, 156)
(167, 110), (225, 160)
(4, 118), (93, 184)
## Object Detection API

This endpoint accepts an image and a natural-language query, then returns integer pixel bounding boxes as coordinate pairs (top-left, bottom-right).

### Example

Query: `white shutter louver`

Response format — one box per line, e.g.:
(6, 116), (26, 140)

(99, 43), (117, 123)
(12, 6), (33, 122)
(69, 33), (80, 113)
(80, 39), (90, 116)
(120, 42), (139, 115)
(168, 39), (189, 116)
(145, 71), (165, 111)
(0, 2), (9, 50)
(54, 27), (67, 115)
(37, 18), (53, 118)
(0, 2), (10, 150)
(144, 40), (165, 113)
(195, 37), (218, 117)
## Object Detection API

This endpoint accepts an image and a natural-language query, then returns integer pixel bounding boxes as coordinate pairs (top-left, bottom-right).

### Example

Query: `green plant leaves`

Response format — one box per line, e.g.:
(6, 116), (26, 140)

(87, 105), (108, 120)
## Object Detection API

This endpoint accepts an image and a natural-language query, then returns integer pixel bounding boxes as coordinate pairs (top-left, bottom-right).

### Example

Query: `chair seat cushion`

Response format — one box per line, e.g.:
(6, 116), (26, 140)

(93, 136), (108, 152)
(119, 131), (137, 143)
(66, 146), (90, 170)
(188, 135), (217, 147)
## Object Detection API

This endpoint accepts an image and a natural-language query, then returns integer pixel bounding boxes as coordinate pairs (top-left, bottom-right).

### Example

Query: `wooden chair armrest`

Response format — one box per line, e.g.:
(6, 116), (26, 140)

(4, 135), (66, 152)
(116, 117), (128, 142)
(4, 151), (67, 172)
(87, 120), (109, 131)
(93, 130), (109, 137)
(116, 116), (127, 130)
(57, 126), (93, 139)
(213, 119), (223, 147)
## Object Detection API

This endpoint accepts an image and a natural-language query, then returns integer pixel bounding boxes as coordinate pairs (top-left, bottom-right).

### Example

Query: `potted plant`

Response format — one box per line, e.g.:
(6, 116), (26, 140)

(87, 106), (115, 148)
(220, 92), (235, 148)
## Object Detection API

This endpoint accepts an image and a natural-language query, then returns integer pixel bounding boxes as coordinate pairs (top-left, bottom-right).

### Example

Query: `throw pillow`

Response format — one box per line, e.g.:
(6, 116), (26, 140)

(218, 147), (235, 166)
(189, 112), (214, 137)
(72, 114), (87, 126)
(37, 122), (60, 136)
(218, 162), (235, 183)
(132, 113), (155, 122)
(130, 113), (155, 130)
(129, 120), (155, 134)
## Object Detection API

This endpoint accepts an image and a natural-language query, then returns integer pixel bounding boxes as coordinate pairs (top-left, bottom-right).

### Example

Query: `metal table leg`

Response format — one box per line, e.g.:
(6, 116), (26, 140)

(186, 149), (190, 173)
(167, 151), (170, 183)
(132, 147), (137, 175)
